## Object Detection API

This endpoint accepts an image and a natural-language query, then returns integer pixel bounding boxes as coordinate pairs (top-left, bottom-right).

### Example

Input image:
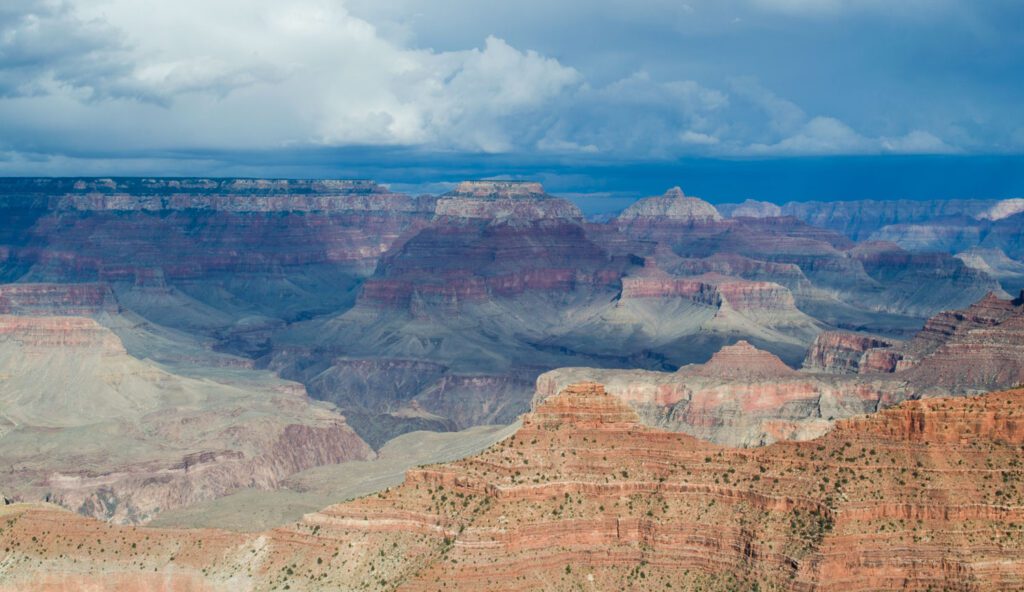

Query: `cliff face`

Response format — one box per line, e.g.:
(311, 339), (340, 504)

(770, 198), (998, 240)
(716, 198), (1024, 265)
(4, 384), (1024, 592)
(539, 291), (1024, 447)
(536, 344), (886, 447)
(434, 181), (583, 221)
(1, 179), (433, 289)
(803, 331), (901, 374)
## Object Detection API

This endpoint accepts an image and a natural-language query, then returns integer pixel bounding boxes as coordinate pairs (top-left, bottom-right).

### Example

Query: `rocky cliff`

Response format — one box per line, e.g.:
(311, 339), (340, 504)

(4, 384), (1024, 591)
(537, 344), (888, 447)
(803, 331), (901, 374)
(540, 291), (1024, 446)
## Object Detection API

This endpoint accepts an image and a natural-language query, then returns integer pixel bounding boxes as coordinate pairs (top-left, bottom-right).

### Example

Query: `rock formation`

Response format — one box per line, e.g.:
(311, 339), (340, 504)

(616, 186), (723, 224)
(718, 198), (782, 218)
(433, 180), (582, 221)
(4, 384), (1024, 591)
(0, 177), (1019, 520)
(957, 247), (1024, 293)
(0, 314), (373, 523)
(537, 345), (885, 447)
(539, 290), (1024, 447)
(803, 331), (901, 374)
(978, 197), (1024, 221)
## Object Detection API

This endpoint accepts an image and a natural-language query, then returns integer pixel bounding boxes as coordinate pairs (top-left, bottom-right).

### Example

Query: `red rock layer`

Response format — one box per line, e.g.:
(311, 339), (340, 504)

(802, 331), (901, 374)
(3, 384), (1024, 591)
(683, 340), (797, 379)
(620, 271), (800, 316)
(359, 219), (625, 310)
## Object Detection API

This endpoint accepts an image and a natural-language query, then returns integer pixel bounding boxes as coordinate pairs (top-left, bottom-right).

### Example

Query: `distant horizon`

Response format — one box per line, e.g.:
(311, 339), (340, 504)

(2, 154), (1023, 215)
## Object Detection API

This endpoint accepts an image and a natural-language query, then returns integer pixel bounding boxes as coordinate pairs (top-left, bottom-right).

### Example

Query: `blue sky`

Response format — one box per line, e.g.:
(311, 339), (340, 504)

(1, 0), (1022, 200)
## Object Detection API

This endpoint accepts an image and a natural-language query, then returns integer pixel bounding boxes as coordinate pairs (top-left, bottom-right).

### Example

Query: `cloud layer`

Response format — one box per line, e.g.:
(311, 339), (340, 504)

(0, 0), (1021, 171)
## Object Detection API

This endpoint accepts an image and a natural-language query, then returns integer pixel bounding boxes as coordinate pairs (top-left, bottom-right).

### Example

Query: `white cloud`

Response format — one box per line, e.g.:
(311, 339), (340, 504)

(749, 116), (956, 155)
(0, 0), (966, 161)
(679, 130), (720, 145)
(2, 0), (581, 153)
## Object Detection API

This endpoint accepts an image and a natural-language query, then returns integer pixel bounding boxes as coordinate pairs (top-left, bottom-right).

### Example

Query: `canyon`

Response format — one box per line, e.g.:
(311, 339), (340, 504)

(3, 383), (1024, 591)
(1, 177), (1023, 529)
(539, 290), (1024, 446)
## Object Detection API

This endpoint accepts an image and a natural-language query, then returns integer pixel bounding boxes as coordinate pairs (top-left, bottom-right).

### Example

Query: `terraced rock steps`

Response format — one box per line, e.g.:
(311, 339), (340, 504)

(2, 383), (1024, 591)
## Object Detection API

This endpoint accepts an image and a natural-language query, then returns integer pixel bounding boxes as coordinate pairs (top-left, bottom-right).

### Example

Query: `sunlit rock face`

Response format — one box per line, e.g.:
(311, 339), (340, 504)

(537, 291), (1024, 448)
(4, 384), (1024, 591)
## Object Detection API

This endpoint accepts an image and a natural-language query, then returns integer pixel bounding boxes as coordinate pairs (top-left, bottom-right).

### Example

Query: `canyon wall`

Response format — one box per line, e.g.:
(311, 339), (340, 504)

(3, 384), (1024, 591)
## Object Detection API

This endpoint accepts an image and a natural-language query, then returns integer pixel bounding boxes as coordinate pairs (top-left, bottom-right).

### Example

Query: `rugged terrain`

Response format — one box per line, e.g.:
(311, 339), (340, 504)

(720, 197), (1024, 268)
(539, 290), (1024, 446)
(3, 383), (1024, 591)
(1, 177), (1021, 523)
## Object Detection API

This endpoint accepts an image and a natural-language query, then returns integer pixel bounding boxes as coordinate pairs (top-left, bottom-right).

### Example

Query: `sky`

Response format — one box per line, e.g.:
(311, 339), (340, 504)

(1, 0), (1023, 201)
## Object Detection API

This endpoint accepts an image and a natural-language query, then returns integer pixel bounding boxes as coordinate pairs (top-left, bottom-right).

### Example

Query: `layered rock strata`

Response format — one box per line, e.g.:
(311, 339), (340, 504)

(802, 331), (901, 374)
(3, 384), (1024, 591)
(538, 343), (889, 446)
(433, 181), (583, 221)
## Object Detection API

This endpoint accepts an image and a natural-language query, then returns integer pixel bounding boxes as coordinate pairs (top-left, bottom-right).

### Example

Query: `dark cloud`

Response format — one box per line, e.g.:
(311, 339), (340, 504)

(0, 0), (1020, 178)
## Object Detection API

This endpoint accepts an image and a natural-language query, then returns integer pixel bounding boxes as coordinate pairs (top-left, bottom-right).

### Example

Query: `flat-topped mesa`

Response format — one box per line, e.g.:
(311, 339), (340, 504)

(616, 186), (723, 224)
(681, 340), (798, 379)
(445, 180), (547, 199)
(523, 382), (642, 430)
(434, 180), (583, 221)
(0, 283), (120, 316)
(802, 331), (901, 374)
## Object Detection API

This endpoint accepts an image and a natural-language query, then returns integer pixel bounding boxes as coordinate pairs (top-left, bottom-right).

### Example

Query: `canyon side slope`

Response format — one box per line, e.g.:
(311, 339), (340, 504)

(3, 383), (1024, 591)
(538, 290), (1024, 446)
(0, 177), (1020, 522)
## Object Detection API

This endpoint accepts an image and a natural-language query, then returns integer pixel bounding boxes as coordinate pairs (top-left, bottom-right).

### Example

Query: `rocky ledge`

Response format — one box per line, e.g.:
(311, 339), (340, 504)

(3, 384), (1024, 591)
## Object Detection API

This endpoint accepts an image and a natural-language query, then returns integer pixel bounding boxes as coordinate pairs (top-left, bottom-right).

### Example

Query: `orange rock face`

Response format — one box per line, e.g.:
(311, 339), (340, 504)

(4, 383), (1024, 591)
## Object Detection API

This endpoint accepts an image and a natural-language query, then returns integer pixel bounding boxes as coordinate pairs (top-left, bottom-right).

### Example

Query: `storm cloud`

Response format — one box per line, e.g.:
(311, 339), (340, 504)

(0, 0), (1021, 180)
